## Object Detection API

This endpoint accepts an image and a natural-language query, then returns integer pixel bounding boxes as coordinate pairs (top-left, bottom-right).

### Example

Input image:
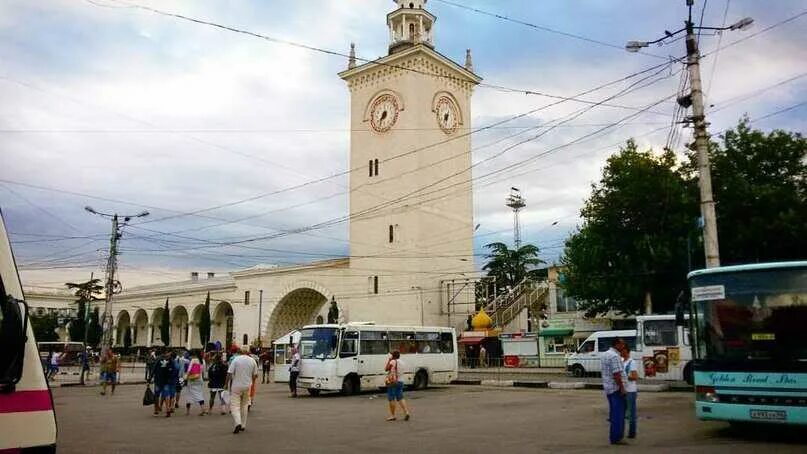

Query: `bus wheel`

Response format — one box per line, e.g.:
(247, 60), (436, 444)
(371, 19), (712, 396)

(570, 364), (585, 377)
(683, 362), (693, 385)
(341, 376), (358, 395)
(307, 389), (321, 397)
(413, 370), (429, 390)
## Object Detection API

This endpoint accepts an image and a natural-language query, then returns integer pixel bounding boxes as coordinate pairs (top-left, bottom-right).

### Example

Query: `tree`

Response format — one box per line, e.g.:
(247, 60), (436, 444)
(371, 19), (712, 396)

(160, 298), (170, 347)
(686, 118), (807, 265)
(561, 140), (694, 316)
(86, 307), (102, 347)
(199, 292), (211, 348)
(65, 278), (103, 342)
(482, 242), (545, 294)
(123, 327), (132, 349)
(30, 312), (59, 342)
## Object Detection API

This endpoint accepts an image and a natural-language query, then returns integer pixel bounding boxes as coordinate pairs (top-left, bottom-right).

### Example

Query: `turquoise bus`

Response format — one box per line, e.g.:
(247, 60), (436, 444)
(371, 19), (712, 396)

(686, 261), (807, 425)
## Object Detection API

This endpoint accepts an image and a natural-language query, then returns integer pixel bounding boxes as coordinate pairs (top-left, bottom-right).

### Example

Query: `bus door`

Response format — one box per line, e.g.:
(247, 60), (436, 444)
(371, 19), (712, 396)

(358, 330), (389, 387)
(336, 329), (359, 377)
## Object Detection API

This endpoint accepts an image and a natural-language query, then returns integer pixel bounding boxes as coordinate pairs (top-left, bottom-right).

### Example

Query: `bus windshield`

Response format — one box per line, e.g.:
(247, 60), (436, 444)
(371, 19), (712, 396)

(299, 327), (339, 359)
(690, 266), (807, 364)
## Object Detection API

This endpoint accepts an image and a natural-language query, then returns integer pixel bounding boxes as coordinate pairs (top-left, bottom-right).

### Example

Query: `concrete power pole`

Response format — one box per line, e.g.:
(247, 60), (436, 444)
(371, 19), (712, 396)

(85, 207), (149, 358)
(684, 11), (720, 268)
(626, 1), (753, 268)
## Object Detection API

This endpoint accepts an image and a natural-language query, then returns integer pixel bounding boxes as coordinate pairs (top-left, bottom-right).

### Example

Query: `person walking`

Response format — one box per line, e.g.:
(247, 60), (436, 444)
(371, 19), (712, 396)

(479, 345), (488, 368)
(151, 351), (176, 417)
(174, 350), (190, 409)
(184, 352), (208, 416)
(47, 351), (60, 381)
(207, 354), (228, 415)
(621, 345), (639, 439)
(226, 345), (258, 434)
(99, 350), (120, 396)
(384, 350), (411, 422)
(288, 346), (301, 398)
(145, 349), (157, 382)
(601, 338), (628, 445)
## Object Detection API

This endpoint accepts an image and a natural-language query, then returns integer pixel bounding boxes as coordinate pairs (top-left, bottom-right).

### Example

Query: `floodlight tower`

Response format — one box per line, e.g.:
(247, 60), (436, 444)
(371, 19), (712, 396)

(506, 187), (526, 248)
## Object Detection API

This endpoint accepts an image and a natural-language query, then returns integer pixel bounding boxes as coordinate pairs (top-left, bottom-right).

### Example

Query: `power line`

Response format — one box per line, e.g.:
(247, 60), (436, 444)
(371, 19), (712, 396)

(704, 0), (731, 98)
(432, 0), (667, 60)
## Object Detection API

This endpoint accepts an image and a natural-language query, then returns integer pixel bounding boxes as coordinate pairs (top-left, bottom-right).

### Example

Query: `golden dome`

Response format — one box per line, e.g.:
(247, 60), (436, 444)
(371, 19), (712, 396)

(471, 309), (493, 331)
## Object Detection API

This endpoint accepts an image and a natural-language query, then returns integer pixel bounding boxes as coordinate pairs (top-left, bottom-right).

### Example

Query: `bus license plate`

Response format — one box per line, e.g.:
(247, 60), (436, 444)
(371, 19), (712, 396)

(749, 410), (786, 421)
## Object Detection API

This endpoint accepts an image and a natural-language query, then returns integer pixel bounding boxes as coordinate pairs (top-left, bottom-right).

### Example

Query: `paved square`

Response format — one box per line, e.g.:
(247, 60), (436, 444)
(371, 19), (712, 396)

(52, 384), (805, 453)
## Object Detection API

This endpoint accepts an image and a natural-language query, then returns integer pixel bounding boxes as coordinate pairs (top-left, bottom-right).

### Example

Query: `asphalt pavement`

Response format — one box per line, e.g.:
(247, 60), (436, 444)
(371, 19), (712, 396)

(51, 383), (805, 453)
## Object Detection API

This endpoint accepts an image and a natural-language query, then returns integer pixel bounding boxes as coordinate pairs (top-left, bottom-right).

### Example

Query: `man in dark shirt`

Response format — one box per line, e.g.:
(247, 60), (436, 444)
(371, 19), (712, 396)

(151, 352), (176, 417)
(207, 354), (228, 415)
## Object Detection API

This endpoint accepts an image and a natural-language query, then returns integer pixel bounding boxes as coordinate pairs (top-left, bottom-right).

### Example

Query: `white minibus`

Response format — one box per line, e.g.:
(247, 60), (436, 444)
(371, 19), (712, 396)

(293, 323), (458, 395)
(0, 209), (58, 451)
(565, 329), (637, 377)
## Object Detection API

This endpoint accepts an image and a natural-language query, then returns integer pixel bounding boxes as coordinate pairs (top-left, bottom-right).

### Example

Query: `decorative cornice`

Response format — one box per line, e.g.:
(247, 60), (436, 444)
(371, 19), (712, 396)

(231, 257), (350, 279)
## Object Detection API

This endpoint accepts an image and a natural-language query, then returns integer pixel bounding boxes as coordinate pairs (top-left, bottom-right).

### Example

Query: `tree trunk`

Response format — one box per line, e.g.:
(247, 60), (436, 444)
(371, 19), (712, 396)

(644, 291), (653, 315)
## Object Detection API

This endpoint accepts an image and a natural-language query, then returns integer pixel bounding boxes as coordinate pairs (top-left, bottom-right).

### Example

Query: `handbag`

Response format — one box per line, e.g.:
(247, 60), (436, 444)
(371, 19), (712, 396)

(142, 385), (155, 406)
(384, 360), (398, 386)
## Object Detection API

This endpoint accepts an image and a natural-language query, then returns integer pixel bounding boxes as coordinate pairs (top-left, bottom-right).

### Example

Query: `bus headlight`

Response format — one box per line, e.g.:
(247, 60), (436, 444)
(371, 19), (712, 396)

(696, 386), (719, 403)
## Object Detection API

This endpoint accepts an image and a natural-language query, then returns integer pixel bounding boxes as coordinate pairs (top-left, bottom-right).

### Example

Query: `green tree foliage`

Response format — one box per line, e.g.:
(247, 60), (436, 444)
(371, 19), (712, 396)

(30, 312), (59, 342)
(561, 140), (693, 316)
(688, 119), (807, 265)
(199, 292), (211, 347)
(482, 242), (545, 295)
(65, 278), (103, 342)
(86, 307), (102, 347)
(160, 298), (170, 347)
(123, 328), (132, 349)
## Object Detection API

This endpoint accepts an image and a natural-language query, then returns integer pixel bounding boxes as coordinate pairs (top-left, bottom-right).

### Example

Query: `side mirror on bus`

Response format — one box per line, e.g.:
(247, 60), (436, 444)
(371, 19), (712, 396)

(674, 290), (688, 327)
(0, 293), (29, 393)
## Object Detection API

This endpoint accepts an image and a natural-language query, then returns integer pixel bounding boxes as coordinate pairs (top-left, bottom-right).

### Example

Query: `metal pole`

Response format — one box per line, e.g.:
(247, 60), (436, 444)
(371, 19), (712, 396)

(100, 215), (119, 359)
(685, 16), (721, 268)
(258, 289), (263, 345)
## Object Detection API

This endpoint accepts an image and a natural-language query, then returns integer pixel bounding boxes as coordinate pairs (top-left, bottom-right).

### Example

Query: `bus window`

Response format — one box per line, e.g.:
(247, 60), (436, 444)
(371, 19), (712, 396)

(439, 332), (454, 353)
(360, 330), (389, 355)
(0, 291), (28, 389)
(415, 332), (440, 353)
(578, 340), (595, 353)
(340, 330), (358, 358)
(598, 336), (636, 352)
(644, 320), (677, 346)
(389, 331), (417, 354)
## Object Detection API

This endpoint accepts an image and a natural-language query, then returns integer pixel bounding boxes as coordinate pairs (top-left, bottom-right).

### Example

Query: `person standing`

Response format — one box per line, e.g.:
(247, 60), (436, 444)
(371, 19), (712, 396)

(601, 338), (628, 445)
(260, 349), (272, 384)
(621, 345), (639, 439)
(174, 351), (190, 409)
(207, 354), (228, 415)
(99, 350), (120, 396)
(479, 345), (488, 368)
(151, 351), (176, 417)
(288, 346), (301, 398)
(184, 352), (208, 416)
(145, 349), (157, 382)
(384, 351), (411, 422)
(48, 351), (60, 381)
(226, 345), (258, 434)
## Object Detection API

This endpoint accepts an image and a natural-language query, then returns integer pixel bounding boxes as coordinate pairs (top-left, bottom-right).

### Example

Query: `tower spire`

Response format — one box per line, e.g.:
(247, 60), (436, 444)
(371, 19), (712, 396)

(387, 0), (435, 55)
(348, 42), (356, 69)
(464, 48), (473, 72)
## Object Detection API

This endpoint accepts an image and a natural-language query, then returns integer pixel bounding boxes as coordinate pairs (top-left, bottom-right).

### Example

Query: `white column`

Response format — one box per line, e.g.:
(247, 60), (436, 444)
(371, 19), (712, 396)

(402, 14), (406, 40)
(129, 326), (135, 347)
(147, 324), (153, 347)
(419, 16), (423, 41)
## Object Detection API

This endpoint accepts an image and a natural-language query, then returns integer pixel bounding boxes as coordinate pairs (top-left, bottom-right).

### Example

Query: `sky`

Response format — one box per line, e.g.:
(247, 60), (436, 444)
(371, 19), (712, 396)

(1, 0), (805, 291)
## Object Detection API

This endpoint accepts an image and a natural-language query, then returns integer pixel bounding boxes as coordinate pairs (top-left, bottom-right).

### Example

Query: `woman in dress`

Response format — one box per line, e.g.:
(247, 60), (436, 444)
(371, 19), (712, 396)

(183, 352), (207, 416)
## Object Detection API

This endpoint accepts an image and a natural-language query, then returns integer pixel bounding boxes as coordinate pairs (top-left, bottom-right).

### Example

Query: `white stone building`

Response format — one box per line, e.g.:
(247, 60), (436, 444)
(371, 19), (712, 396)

(108, 0), (481, 349)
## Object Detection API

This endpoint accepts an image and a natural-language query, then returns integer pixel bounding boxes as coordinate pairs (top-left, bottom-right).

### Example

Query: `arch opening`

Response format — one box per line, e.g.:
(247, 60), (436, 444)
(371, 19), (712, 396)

(265, 288), (328, 344)
(115, 311), (131, 347)
(212, 301), (234, 349)
(170, 306), (189, 348)
(132, 309), (148, 346)
(190, 304), (206, 349)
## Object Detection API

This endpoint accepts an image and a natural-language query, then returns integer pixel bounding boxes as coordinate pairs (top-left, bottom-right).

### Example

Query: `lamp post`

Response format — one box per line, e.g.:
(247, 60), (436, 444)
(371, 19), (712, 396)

(626, 1), (753, 268)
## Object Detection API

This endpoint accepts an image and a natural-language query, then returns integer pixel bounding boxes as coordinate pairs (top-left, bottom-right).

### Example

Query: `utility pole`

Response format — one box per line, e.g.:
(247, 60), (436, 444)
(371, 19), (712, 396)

(625, 0), (753, 268)
(684, 1), (720, 268)
(506, 187), (526, 249)
(85, 206), (149, 359)
(257, 289), (263, 346)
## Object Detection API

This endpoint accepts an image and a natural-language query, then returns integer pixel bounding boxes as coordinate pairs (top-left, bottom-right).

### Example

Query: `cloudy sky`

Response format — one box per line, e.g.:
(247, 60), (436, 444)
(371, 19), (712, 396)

(1, 0), (805, 291)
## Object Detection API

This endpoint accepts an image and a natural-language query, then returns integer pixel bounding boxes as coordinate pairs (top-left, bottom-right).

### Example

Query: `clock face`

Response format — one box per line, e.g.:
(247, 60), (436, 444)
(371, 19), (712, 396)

(369, 94), (400, 133)
(435, 96), (459, 134)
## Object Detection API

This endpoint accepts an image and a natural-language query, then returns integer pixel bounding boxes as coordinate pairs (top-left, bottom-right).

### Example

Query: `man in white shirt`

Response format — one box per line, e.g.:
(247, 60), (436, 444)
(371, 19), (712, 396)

(600, 338), (627, 445)
(226, 345), (258, 434)
(621, 346), (639, 439)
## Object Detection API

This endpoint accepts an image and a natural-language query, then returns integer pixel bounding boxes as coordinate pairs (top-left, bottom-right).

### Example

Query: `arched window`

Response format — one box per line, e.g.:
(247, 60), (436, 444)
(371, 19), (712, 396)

(409, 2), (414, 8)
(409, 23), (415, 40)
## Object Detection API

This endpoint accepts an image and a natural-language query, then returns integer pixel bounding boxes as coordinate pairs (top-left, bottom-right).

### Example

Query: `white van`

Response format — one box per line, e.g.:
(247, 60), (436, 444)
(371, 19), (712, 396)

(0, 209), (58, 451)
(565, 329), (637, 377)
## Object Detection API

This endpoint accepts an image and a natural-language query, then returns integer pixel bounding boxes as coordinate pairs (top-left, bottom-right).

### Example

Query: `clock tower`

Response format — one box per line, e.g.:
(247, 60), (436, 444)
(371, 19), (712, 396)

(338, 0), (481, 327)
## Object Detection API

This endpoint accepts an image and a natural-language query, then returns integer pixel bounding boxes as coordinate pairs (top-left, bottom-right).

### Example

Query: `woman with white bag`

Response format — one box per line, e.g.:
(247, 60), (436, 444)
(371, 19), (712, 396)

(207, 353), (229, 415)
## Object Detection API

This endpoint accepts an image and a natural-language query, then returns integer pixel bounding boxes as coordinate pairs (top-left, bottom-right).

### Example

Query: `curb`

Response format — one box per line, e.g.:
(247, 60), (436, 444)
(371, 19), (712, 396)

(50, 380), (148, 389)
(449, 380), (688, 393)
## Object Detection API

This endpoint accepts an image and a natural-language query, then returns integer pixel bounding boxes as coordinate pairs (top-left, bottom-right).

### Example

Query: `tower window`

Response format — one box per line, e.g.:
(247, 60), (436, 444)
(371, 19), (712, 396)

(374, 276), (379, 294)
(244, 290), (250, 305)
(389, 224), (394, 243)
(369, 159), (373, 176)
(409, 23), (415, 40)
(374, 159), (379, 176)
(409, 2), (414, 8)
(369, 158), (380, 177)
(369, 276), (379, 294)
